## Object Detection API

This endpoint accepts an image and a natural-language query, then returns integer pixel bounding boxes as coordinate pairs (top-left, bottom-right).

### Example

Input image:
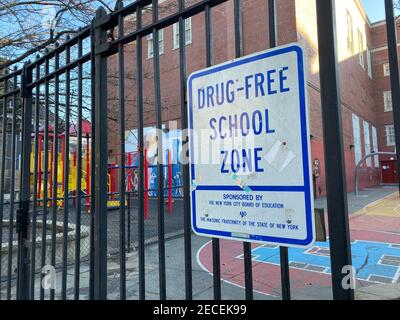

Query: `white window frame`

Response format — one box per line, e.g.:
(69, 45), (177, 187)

(185, 18), (192, 45)
(352, 114), (362, 165)
(347, 11), (354, 53)
(383, 91), (393, 112)
(372, 126), (379, 168)
(147, 29), (164, 58)
(383, 63), (390, 77)
(173, 17), (192, 49)
(363, 121), (371, 167)
(358, 30), (364, 68)
(147, 33), (153, 58)
(386, 125), (395, 146)
(159, 30), (164, 55)
(367, 47), (372, 79)
(173, 23), (179, 49)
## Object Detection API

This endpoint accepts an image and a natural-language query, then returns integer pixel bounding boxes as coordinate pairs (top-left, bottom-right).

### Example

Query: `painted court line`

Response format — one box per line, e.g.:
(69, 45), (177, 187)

(196, 241), (275, 298)
(361, 193), (395, 215)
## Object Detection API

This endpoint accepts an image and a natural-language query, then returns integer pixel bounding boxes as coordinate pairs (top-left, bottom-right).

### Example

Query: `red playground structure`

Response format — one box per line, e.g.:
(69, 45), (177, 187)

(31, 121), (175, 219)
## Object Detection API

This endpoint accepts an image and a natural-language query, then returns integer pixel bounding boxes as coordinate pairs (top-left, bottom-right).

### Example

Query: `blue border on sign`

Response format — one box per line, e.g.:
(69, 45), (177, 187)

(187, 44), (313, 246)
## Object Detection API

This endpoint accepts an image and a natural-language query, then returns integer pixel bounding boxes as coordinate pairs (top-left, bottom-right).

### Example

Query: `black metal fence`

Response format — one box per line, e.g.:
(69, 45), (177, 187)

(0, 0), (399, 301)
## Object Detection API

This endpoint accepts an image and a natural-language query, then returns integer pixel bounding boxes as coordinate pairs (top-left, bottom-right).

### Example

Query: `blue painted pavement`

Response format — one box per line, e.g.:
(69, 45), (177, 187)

(249, 240), (400, 283)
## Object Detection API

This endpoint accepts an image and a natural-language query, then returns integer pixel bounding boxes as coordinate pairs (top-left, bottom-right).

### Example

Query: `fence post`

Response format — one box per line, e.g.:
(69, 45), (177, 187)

(316, 0), (354, 300)
(384, 0), (400, 194)
(17, 64), (33, 300)
(268, 0), (291, 300)
(93, 7), (109, 300)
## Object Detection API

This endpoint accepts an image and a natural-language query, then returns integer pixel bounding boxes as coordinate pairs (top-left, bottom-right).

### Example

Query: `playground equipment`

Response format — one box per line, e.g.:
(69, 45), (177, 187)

(30, 122), (180, 219)
(30, 121), (124, 210)
(31, 121), (91, 209)
(108, 147), (177, 218)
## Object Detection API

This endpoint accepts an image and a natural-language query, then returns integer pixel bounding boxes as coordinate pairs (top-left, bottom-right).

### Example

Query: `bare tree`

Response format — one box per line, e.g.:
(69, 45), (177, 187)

(0, 0), (116, 68)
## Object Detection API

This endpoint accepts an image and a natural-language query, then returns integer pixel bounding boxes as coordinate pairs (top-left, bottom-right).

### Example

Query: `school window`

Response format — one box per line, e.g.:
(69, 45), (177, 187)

(147, 30), (164, 58)
(363, 121), (371, 167)
(347, 11), (354, 53)
(372, 126), (379, 168)
(383, 91), (392, 112)
(173, 17), (192, 49)
(185, 18), (192, 44)
(386, 125), (395, 146)
(367, 47), (372, 78)
(383, 63), (390, 77)
(358, 30), (364, 68)
(352, 114), (362, 165)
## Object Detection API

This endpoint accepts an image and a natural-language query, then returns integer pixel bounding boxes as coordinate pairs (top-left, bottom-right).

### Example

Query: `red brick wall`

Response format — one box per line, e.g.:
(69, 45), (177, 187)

(370, 21), (398, 163)
(294, 0), (382, 195)
(106, 0), (394, 196)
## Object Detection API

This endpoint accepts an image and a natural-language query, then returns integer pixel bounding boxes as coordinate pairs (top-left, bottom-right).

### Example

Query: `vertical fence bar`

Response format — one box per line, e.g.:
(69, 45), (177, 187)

(61, 38), (71, 300)
(204, 3), (221, 301)
(39, 54), (50, 300)
(93, 7), (108, 300)
(11, 72), (22, 298)
(30, 62), (41, 300)
(0, 73), (8, 301)
(152, 0), (166, 300)
(38, 136), (42, 207)
(6, 68), (18, 300)
(127, 192), (131, 253)
(85, 139), (90, 212)
(384, 0), (400, 193)
(17, 64), (33, 300)
(316, 0), (354, 300)
(233, 0), (253, 300)
(279, 245), (290, 300)
(127, 181), (131, 253)
(144, 150), (148, 220)
(89, 21), (96, 301)
(178, 0), (192, 300)
(74, 35), (84, 300)
(117, 0), (127, 300)
(50, 44), (60, 301)
(268, 0), (291, 301)
(167, 150), (172, 214)
(0, 75), (8, 301)
(268, 0), (276, 49)
(136, 4), (146, 301)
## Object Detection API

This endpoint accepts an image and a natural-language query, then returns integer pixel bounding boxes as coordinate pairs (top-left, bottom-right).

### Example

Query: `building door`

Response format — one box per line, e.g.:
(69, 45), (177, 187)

(381, 160), (398, 184)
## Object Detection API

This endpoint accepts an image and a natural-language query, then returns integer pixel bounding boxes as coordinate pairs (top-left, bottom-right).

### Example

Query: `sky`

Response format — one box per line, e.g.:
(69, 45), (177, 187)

(361, 0), (388, 23)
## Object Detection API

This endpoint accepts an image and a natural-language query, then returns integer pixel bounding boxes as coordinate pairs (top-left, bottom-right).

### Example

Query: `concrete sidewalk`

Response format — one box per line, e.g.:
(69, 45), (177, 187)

(314, 184), (398, 214)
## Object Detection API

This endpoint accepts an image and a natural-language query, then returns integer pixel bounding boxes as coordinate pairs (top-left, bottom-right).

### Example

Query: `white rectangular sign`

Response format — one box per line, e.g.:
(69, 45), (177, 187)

(187, 43), (315, 248)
